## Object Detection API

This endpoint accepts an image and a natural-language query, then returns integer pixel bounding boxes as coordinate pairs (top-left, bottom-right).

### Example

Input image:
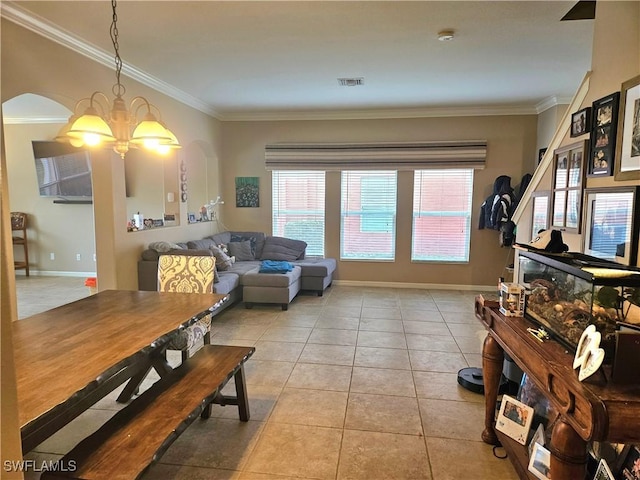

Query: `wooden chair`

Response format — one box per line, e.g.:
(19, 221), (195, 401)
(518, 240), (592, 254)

(157, 254), (216, 361)
(11, 212), (29, 276)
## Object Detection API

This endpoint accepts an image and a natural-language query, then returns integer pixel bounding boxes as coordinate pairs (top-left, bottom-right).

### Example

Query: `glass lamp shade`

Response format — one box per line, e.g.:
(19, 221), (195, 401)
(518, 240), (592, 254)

(156, 127), (181, 154)
(130, 113), (172, 149)
(55, 119), (86, 148)
(67, 111), (116, 146)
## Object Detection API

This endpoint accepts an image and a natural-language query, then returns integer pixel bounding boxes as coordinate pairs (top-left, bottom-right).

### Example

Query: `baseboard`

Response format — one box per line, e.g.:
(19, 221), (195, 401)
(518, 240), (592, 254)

(332, 280), (495, 291)
(15, 270), (96, 278)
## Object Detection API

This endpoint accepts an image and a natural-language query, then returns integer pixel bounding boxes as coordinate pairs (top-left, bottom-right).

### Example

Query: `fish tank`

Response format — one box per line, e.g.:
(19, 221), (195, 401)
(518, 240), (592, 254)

(517, 249), (640, 361)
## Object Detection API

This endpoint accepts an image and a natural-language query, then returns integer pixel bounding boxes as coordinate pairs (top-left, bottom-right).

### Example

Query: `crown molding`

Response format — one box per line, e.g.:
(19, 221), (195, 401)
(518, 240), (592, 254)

(219, 104), (541, 122)
(2, 116), (68, 125)
(1, 2), (220, 119)
(536, 95), (572, 114)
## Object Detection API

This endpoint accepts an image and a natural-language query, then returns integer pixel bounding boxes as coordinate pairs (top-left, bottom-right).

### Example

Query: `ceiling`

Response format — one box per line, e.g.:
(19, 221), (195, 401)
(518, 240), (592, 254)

(1, 1), (594, 121)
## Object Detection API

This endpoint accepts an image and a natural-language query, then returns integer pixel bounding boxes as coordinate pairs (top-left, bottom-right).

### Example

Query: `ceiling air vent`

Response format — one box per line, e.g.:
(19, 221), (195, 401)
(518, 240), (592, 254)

(338, 77), (364, 87)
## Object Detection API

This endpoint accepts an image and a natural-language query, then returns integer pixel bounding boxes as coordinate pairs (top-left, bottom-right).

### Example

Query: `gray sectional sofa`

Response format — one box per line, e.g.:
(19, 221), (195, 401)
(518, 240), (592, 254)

(137, 231), (336, 311)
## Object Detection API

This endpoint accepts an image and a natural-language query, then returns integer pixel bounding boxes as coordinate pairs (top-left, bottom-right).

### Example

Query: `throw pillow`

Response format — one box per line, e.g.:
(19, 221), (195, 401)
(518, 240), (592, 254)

(228, 240), (254, 261)
(187, 238), (217, 251)
(260, 236), (307, 261)
(230, 234), (258, 258)
(209, 245), (234, 271)
(148, 241), (182, 253)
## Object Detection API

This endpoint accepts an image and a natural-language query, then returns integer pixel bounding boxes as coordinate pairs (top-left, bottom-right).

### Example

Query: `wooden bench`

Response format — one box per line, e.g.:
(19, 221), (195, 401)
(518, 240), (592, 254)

(42, 344), (255, 480)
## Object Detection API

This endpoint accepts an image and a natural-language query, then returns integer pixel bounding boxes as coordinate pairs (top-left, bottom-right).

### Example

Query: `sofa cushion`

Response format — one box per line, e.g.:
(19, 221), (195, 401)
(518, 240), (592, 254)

(242, 266), (302, 287)
(228, 240), (254, 261)
(148, 241), (183, 253)
(261, 236), (307, 261)
(213, 272), (240, 294)
(227, 260), (262, 275)
(187, 238), (217, 251)
(141, 249), (160, 261)
(230, 232), (266, 258)
(292, 258), (337, 277)
(208, 231), (231, 246)
(209, 245), (234, 271)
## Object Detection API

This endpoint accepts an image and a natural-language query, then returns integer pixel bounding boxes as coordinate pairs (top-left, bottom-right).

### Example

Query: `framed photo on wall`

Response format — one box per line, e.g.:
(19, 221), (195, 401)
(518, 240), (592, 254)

(582, 187), (640, 266)
(589, 92), (620, 177)
(614, 75), (640, 181)
(538, 148), (548, 166)
(571, 107), (591, 137)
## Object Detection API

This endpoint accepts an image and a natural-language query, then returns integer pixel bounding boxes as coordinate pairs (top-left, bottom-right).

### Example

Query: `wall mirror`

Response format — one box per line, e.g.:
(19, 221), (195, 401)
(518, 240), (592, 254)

(582, 187), (640, 266)
(184, 142), (216, 223)
(125, 149), (179, 229)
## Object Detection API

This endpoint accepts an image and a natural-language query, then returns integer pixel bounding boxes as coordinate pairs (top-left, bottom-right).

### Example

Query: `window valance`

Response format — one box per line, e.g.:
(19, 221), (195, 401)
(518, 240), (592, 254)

(264, 141), (487, 171)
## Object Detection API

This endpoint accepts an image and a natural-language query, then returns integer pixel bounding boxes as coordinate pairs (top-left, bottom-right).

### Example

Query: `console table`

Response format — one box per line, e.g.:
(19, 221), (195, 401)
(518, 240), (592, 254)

(474, 297), (640, 479)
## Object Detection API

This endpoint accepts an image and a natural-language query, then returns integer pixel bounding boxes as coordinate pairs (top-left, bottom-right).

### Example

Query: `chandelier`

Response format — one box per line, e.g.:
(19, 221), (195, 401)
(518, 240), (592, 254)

(56, 0), (180, 158)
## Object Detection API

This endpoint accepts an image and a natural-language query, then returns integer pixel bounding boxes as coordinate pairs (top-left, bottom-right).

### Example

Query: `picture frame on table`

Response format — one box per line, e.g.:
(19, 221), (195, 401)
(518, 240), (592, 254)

(588, 92), (620, 177)
(615, 444), (640, 480)
(187, 212), (197, 224)
(528, 442), (551, 480)
(495, 394), (534, 445)
(614, 75), (640, 181)
(593, 458), (614, 480)
(528, 423), (546, 459)
(582, 187), (640, 266)
(571, 107), (591, 137)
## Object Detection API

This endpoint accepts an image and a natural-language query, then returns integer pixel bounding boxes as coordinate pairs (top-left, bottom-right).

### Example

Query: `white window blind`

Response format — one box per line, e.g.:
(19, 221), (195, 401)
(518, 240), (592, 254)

(341, 171), (397, 261)
(412, 169), (474, 262)
(272, 171), (325, 256)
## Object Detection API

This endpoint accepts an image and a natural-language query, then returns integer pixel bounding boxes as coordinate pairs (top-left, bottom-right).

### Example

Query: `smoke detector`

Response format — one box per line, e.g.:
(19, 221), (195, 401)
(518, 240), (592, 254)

(338, 77), (364, 87)
(437, 30), (455, 42)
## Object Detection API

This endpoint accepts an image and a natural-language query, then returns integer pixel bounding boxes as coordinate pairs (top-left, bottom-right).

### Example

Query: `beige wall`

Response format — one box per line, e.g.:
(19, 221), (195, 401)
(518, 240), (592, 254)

(4, 122), (97, 274)
(220, 115), (538, 287)
(521, 1), (640, 262)
(1, 19), (223, 290)
(537, 104), (569, 157)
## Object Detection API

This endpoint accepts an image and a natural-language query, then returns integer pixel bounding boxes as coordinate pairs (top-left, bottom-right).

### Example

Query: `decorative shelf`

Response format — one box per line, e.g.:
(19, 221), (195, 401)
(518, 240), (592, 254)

(53, 199), (93, 205)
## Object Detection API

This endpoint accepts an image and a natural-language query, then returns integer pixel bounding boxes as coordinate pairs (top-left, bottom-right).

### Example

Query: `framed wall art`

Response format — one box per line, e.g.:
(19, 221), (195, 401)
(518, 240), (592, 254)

(235, 176), (260, 208)
(582, 186), (640, 266)
(571, 107), (591, 138)
(588, 92), (620, 177)
(614, 75), (640, 181)
(537, 148), (548, 167)
(551, 140), (587, 233)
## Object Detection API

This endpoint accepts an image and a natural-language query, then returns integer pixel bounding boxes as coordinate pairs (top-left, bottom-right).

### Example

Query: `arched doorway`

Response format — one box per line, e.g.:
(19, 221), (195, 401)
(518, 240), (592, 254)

(2, 93), (97, 317)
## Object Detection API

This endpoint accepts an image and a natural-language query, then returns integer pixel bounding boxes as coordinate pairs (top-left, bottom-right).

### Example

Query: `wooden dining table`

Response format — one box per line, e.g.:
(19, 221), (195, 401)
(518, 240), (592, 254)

(12, 289), (227, 453)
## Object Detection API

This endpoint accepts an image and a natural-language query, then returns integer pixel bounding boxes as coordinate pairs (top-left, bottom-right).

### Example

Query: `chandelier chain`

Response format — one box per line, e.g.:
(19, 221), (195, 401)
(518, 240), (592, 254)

(110, 0), (125, 98)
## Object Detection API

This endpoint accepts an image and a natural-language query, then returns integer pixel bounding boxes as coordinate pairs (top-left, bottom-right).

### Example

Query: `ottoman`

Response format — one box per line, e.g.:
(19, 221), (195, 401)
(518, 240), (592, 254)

(242, 266), (302, 310)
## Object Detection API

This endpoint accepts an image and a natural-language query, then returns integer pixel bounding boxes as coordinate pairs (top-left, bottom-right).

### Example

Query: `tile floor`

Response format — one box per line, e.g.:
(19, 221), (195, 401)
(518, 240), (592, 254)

(17, 277), (519, 480)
